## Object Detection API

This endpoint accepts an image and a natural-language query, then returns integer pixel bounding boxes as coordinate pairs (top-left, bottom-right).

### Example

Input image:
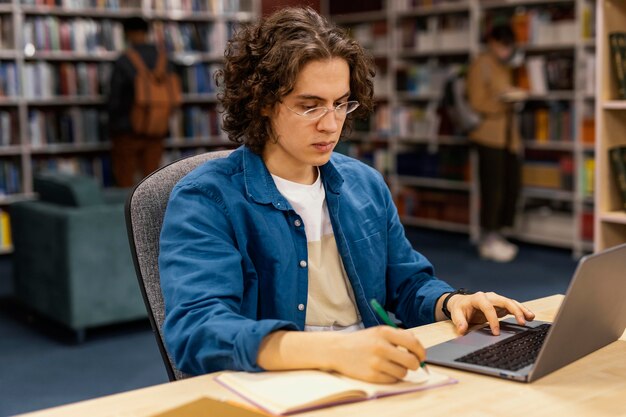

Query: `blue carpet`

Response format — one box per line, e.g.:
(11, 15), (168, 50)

(0, 227), (578, 416)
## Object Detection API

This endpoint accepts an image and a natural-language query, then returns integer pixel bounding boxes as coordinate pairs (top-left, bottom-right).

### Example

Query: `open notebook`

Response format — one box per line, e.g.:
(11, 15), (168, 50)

(215, 367), (456, 415)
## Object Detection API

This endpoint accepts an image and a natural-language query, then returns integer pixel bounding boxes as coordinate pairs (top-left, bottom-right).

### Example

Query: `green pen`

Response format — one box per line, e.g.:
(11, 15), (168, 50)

(369, 298), (430, 375)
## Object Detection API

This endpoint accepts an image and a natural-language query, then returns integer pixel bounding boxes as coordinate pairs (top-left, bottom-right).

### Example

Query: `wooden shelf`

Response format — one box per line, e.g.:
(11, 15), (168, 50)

(21, 5), (143, 18)
(397, 176), (471, 191)
(481, 0), (575, 9)
(26, 96), (106, 106)
(26, 52), (119, 62)
(29, 143), (111, 154)
(397, 2), (470, 17)
(524, 141), (575, 151)
(523, 187), (575, 202)
(401, 216), (470, 233)
(329, 10), (386, 24)
(599, 211), (626, 225)
(603, 101), (626, 110)
(0, 146), (23, 156)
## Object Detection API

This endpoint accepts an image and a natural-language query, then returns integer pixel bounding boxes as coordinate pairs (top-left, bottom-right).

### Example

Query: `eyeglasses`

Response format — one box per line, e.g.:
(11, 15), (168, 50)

(284, 101), (360, 121)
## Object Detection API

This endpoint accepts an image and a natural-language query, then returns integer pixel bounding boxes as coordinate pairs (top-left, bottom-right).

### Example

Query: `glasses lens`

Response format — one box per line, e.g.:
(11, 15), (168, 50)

(302, 107), (328, 120)
(338, 101), (360, 116)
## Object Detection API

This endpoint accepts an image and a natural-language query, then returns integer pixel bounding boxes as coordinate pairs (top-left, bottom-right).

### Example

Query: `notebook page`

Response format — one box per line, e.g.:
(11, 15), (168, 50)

(336, 367), (452, 397)
(216, 370), (366, 414)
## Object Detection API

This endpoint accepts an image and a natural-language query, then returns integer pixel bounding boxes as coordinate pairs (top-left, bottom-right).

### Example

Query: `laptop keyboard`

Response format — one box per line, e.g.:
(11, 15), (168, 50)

(454, 323), (552, 371)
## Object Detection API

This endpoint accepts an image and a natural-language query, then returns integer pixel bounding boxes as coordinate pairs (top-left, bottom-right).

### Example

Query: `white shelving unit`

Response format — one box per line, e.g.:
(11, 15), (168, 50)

(324, 0), (596, 257)
(0, 0), (260, 254)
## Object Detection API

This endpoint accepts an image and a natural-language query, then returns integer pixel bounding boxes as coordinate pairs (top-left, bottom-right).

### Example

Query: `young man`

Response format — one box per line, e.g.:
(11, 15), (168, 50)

(159, 7), (534, 384)
(467, 24), (527, 262)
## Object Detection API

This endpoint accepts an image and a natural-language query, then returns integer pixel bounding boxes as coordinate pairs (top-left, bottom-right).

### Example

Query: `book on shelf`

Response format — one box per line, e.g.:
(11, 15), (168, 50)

(215, 368), (455, 416)
(0, 62), (19, 97)
(609, 146), (626, 211)
(0, 209), (11, 250)
(0, 160), (21, 195)
(608, 32), (626, 100)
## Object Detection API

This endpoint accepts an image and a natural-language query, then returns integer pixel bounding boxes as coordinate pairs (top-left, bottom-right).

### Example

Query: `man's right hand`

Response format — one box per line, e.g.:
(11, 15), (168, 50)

(257, 326), (426, 384)
(328, 326), (426, 383)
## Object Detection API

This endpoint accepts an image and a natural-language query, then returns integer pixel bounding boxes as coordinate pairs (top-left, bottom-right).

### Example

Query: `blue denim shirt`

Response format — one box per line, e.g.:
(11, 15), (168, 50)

(159, 146), (454, 375)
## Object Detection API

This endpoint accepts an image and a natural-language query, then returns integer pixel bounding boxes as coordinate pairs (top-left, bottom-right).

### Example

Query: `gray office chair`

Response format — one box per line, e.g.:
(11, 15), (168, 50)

(125, 149), (234, 381)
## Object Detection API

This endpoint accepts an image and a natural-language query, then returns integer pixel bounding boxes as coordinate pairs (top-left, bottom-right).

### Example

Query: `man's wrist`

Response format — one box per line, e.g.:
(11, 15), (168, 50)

(441, 288), (472, 319)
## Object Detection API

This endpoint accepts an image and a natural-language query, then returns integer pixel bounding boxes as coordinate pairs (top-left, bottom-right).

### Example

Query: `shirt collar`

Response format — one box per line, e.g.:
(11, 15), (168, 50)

(241, 146), (344, 208)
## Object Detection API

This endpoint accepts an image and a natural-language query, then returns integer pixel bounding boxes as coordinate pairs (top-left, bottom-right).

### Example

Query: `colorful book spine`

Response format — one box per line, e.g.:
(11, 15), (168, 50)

(609, 146), (626, 210)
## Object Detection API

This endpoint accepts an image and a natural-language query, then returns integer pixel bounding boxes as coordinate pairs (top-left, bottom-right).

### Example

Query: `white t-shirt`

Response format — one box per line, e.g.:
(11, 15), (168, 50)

(271, 170), (363, 332)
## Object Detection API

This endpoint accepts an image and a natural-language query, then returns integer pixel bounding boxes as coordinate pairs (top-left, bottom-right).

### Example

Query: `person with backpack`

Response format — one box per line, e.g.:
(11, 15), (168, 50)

(107, 17), (181, 187)
(466, 23), (527, 262)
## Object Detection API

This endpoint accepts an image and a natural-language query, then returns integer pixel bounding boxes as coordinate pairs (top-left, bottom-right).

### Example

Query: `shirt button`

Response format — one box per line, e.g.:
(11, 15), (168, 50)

(299, 260), (307, 268)
(298, 304), (305, 311)
(294, 219), (302, 227)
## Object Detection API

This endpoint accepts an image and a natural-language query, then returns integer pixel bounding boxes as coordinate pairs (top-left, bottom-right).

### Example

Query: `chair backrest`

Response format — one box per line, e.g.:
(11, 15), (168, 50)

(125, 149), (233, 381)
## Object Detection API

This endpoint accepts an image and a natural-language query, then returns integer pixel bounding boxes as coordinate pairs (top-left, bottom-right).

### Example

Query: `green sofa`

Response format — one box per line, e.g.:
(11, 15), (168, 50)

(10, 172), (147, 342)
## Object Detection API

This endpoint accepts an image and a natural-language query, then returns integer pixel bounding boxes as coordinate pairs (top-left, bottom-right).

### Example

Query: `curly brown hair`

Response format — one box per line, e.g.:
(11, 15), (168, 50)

(215, 7), (376, 154)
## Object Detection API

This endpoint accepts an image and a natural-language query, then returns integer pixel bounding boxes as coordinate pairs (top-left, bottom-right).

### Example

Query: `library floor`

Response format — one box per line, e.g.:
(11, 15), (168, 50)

(0, 227), (578, 417)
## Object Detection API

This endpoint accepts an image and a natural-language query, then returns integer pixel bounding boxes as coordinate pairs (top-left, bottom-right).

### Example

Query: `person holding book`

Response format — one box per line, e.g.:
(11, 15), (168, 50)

(467, 23), (527, 262)
(159, 7), (535, 384)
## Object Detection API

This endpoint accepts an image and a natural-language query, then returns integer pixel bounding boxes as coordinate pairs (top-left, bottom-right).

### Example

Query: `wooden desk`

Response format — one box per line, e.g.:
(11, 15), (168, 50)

(18, 295), (626, 417)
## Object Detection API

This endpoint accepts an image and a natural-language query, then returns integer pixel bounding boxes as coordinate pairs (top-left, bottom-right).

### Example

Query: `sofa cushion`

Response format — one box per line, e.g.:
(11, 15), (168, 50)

(34, 172), (104, 207)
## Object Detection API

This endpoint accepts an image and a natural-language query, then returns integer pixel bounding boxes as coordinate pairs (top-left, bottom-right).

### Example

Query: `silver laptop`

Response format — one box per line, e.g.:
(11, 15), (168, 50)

(426, 243), (626, 382)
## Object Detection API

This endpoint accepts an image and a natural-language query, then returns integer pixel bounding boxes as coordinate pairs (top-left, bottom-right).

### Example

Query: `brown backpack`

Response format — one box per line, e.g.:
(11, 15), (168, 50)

(126, 48), (182, 137)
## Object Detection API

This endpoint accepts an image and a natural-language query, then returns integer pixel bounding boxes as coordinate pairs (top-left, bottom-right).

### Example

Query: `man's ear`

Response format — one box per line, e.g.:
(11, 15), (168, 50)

(261, 102), (276, 118)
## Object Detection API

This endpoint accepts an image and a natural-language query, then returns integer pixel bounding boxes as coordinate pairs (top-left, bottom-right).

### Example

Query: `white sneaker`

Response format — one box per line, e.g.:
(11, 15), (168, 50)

(493, 234), (519, 254)
(479, 238), (517, 262)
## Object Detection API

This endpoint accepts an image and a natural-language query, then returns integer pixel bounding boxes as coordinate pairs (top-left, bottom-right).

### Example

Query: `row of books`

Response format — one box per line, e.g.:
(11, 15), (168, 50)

(344, 22), (387, 52)
(510, 8), (576, 46)
(152, 21), (234, 55)
(29, 108), (105, 146)
(0, 209), (11, 250)
(0, 62), (19, 97)
(23, 17), (125, 53)
(351, 104), (392, 138)
(519, 103), (573, 143)
(395, 104), (438, 138)
(34, 154), (113, 187)
(609, 32), (626, 100)
(180, 63), (220, 94)
(23, 62), (110, 98)
(396, 62), (448, 96)
(396, 187), (469, 225)
(0, 159), (21, 195)
(609, 146), (626, 211)
(149, 0), (252, 13)
(169, 106), (224, 140)
(0, 15), (14, 50)
(522, 152), (574, 191)
(517, 54), (575, 94)
(398, 15), (470, 52)
(395, 0), (466, 12)
(396, 147), (469, 181)
(0, 110), (18, 146)
(334, 142), (390, 175)
(21, 0), (141, 8)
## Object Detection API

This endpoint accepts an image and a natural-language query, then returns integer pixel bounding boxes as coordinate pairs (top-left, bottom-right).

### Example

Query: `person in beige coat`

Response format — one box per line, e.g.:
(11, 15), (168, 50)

(467, 23), (527, 262)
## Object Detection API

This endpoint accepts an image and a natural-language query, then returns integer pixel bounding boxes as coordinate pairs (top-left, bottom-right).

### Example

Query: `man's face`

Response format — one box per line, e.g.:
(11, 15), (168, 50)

(262, 58), (351, 183)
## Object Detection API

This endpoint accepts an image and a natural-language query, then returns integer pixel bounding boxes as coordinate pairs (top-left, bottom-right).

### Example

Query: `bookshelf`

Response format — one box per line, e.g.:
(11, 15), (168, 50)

(325, 0), (596, 257)
(0, 0), (259, 254)
(595, 0), (626, 252)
